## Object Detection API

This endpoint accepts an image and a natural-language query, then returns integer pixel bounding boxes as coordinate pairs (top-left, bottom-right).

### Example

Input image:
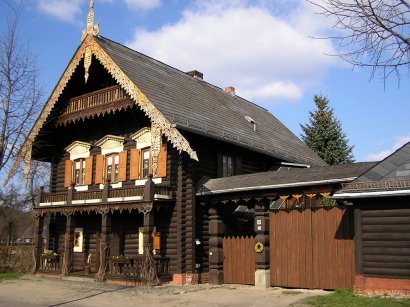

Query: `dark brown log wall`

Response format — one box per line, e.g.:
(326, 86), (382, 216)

(357, 198), (410, 280)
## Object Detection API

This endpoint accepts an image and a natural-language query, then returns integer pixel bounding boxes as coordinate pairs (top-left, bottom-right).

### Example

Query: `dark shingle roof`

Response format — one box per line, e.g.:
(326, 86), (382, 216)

(198, 162), (374, 195)
(95, 36), (326, 166)
(355, 142), (410, 183)
(335, 142), (410, 195)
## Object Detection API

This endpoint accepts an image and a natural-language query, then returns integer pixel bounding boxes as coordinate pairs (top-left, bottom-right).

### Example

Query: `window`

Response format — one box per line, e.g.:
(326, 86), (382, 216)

(106, 154), (119, 183)
(74, 159), (86, 185)
(142, 148), (150, 178)
(64, 141), (92, 189)
(223, 154), (234, 177)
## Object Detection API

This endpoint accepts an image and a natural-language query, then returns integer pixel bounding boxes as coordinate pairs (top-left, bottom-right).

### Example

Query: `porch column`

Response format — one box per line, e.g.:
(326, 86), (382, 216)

(254, 199), (270, 288)
(143, 175), (155, 251)
(62, 213), (74, 275)
(99, 210), (111, 276)
(33, 213), (44, 272)
(208, 203), (225, 285)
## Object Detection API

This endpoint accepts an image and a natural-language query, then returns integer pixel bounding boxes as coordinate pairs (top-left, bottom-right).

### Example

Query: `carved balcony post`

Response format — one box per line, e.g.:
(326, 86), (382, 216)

(67, 183), (74, 206)
(102, 178), (111, 203)
(143, 174), (155, 201)
(254, 198), (270, 288)
(208, 203), (225, 284)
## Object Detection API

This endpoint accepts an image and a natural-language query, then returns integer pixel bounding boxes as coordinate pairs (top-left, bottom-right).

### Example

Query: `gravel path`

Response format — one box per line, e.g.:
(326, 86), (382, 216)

(0, 275), (329, 306)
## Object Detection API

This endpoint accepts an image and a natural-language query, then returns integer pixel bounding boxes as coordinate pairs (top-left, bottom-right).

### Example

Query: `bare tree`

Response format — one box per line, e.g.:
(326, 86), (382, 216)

(0, 3), (42, 176)
(308, 0), (410, 83)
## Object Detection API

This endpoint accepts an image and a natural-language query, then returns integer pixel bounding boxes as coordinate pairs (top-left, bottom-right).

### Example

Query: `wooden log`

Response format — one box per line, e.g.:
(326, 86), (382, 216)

(363, 233), (410, 240)
(362, 216), (410, 225)
(362, 209), (410, 218)
(363, 240), (410, 248)
(363, 247), (410, 255)
(363, 267), (410, 277)
(364, 261), (410, 269)
(363, 254), (410, 262)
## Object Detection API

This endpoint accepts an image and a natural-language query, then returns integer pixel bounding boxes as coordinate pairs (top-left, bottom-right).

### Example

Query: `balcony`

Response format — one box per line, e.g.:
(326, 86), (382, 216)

(37, 184), (174, 207)
(56, 85), (134, 126)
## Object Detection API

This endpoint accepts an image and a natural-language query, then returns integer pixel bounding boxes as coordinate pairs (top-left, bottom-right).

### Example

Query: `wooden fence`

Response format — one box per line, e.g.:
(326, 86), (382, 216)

(223, 236), (255, 285)
(270, 207), (355, 289)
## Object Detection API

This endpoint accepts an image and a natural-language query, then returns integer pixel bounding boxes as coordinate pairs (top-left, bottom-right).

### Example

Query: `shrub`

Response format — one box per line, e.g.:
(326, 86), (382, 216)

(0, 245), (34, 273)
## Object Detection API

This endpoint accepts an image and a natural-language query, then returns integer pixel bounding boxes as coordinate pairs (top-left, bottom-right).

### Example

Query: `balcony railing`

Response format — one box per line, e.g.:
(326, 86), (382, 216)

(38, 184), (173, 206)
(109, 255), (170, 278)
(62, 85), (128, 115)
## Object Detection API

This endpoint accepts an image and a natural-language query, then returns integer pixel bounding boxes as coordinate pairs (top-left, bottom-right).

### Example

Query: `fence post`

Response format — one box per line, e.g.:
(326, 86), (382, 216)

(254, 199), (270, 288)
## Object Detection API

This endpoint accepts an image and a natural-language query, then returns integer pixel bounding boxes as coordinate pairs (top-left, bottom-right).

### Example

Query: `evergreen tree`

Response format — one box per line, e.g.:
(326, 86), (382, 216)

(300, 94), (354, 165)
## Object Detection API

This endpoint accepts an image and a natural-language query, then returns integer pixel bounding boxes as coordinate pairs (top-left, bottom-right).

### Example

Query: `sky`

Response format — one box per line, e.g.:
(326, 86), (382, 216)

(1, 0), (409, 163)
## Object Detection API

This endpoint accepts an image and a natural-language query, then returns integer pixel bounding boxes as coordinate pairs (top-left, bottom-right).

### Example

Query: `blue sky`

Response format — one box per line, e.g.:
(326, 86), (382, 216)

(1, 0), (409, 162)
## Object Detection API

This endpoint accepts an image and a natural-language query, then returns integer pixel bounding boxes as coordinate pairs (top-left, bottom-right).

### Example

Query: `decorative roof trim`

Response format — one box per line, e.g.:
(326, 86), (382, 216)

(88, 36), (198, 160)
(5, 38), (85, 186)
(4, 34), (197, 186)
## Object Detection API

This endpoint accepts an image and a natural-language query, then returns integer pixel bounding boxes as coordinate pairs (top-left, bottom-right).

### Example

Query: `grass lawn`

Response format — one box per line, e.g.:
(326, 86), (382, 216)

(0, 272), (25, 281)
(297, 289), (410, 306)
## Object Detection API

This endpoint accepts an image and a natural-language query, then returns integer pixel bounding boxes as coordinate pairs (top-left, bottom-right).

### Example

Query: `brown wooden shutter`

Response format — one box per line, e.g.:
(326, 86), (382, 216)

(156, 144), (167, 178)
(64, 160), (73, 188)
(118, 150), (127, 182)
(95, 155), (104, 184)
(84, 156), (93, 185)
(130, 148), (140, 180)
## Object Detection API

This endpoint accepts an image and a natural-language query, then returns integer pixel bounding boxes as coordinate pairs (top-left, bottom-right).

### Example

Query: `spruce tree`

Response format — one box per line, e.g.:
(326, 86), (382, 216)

(300, 95), (354, 165)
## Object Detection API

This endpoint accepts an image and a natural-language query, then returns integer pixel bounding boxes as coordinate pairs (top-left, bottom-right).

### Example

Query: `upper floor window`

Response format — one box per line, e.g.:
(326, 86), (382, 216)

(74, 158), (86, 186)
(95, 135), (126, 187)
(141, 148), (151, 178)
(106, 154), (120, 183)
(218, 152), (241, 178)
(223, 154), (234, 177)
(64, 141), (92, 189)
(131, 128), (167, 183)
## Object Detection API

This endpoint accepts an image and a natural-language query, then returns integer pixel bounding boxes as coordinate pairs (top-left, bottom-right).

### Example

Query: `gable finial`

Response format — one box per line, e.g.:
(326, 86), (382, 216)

(82, 0), (99, 41)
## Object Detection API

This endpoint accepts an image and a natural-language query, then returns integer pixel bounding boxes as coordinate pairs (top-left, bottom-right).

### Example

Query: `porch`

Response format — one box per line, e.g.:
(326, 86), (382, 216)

(38, 253), (171, 283)
(33, 176), (173, 284)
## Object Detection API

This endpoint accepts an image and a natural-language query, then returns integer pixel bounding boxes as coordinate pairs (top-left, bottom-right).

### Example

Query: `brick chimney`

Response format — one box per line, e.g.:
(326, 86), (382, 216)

(186, 70), (203, 80)
(224, 86), (235, 95)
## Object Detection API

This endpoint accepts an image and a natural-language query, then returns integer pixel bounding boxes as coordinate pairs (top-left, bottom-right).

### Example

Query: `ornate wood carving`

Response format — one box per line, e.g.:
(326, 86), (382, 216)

(84, 46), (92, 83)
(33, 201), (155, 217)
(151, 122), (161, 177)
(5, 35), (198, 186)
(81, 0), (99, 41)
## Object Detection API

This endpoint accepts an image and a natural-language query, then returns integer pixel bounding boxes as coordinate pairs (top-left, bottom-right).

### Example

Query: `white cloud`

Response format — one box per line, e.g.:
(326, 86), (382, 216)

(36, 0), (160, 23)
(37, 0), (84, 23)
(127, 1), (336, 104)
(365, 136), (410, 161)
(123, 0), (162, 11)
